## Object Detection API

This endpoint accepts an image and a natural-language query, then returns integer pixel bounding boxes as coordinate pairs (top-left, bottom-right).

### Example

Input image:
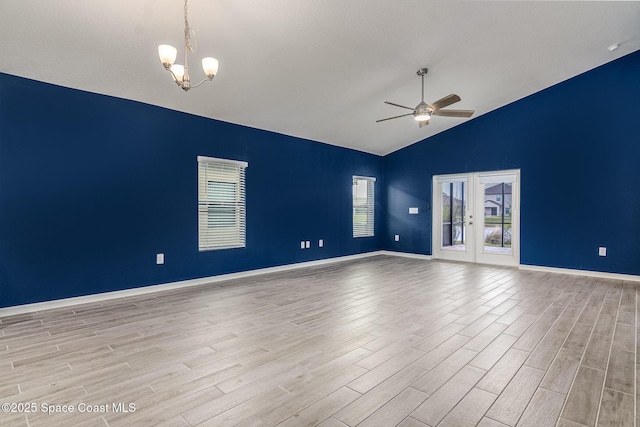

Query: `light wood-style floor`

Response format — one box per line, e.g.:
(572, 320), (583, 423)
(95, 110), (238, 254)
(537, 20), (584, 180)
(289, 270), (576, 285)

(0, 255), (637, 427)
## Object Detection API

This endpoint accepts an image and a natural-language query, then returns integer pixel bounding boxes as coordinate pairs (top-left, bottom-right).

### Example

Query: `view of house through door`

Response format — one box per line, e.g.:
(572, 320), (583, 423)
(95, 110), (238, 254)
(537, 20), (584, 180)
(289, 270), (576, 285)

(432, 170), (520, 266)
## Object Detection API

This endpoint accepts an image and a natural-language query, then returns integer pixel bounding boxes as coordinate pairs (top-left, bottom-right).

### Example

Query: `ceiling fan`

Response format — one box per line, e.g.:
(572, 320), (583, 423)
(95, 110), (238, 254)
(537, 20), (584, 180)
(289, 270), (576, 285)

(377, 68), (474, 128)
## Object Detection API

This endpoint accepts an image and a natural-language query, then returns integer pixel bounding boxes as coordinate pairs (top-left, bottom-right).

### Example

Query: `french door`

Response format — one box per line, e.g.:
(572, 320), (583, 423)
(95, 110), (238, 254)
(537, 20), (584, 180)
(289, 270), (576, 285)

(432, 170), (520, 267)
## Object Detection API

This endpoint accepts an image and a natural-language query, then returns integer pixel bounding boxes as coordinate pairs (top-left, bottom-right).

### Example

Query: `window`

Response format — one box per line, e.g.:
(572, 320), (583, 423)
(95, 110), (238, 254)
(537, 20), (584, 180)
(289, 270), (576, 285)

(198, 156), (248, 251)
(353, 176), (375, 237)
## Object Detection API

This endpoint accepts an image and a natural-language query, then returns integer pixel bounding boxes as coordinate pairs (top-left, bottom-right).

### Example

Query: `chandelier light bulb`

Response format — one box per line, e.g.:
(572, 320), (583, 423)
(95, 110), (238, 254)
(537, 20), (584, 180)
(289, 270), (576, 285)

(202, 57), (219, 80)
(170, 64), (185, 83)
(158, 45), (177, 68)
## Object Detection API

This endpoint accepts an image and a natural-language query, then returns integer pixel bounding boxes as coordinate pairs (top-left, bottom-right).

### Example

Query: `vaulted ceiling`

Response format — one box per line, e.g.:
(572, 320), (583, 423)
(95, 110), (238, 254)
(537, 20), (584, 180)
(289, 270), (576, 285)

(1, 1), (638, 155)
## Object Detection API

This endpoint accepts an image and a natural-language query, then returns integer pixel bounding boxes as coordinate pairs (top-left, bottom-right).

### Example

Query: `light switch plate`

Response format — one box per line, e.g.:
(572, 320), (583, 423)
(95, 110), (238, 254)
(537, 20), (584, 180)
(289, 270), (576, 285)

(394, 235), (400, 242)
(319, 239), (323, 247)
(305, 241), (310, 249)
(301, 241), (305, 249)
(156, 253), (164, 264)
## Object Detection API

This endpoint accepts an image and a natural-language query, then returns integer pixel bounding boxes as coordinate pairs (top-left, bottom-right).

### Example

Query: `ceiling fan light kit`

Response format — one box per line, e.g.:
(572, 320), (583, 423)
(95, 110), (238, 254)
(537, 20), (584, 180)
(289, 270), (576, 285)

(377, 67), (475, 128)
(413, 104), (431, 122)
(158, 0), (219, 92)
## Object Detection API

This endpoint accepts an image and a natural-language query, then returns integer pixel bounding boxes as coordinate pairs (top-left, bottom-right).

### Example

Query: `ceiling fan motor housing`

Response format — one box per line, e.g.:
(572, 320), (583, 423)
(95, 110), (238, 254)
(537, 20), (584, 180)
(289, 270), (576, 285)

(414, 101), (431, 120)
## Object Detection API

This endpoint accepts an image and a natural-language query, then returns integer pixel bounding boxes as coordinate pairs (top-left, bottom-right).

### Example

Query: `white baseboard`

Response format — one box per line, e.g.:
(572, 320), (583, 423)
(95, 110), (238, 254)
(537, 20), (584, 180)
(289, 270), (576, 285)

(0, 251), (385, 318)
(380, 250), (433, 260)
(395, 254), (640, 282)
(519, 264), (640, 283)
(6, 253), (633, 318)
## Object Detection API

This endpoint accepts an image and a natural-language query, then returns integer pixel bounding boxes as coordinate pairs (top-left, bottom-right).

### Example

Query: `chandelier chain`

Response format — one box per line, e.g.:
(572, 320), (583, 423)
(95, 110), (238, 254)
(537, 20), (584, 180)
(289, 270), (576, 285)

(184, 0), (193, 53)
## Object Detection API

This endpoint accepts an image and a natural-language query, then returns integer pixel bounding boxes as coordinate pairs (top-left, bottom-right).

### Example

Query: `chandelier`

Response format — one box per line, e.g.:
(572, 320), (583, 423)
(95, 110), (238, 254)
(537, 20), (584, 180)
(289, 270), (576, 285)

(158, 0), (219, 92)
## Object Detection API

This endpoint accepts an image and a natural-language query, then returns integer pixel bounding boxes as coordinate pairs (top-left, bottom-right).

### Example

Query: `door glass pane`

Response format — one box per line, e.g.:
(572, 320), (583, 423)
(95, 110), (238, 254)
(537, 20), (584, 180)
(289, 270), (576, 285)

(442, 182), (466, 250)
(483, 182), (512, 255)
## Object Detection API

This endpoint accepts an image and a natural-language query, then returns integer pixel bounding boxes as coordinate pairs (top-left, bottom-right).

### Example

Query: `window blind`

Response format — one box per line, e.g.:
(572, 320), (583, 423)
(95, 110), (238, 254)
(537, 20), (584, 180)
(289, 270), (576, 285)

(479, 172), (517, 184)
(435, 175), (468, 184)
(197, 156), (247, 251)
(353, 176), (375, 237)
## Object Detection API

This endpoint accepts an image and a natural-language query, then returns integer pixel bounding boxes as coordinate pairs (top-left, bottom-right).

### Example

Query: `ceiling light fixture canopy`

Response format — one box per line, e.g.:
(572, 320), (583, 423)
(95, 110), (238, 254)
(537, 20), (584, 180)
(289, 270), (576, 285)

(158, 0), (218, 92)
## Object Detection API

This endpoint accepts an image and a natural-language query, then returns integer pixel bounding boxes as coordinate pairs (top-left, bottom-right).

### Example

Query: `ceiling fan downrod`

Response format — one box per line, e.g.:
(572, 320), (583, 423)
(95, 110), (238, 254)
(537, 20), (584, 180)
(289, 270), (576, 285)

(417, 68), (428, 103)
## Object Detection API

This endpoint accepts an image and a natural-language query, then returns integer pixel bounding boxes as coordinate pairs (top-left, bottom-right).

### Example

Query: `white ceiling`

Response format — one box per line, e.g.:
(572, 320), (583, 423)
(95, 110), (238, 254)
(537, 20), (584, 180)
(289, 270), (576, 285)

(1, 1), (638, 155)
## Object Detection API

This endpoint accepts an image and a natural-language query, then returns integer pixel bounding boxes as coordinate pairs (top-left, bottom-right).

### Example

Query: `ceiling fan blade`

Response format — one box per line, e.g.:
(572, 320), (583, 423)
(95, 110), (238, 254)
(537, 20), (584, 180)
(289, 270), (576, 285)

(432, 109), (475, 118)
(429, 94), (461, 111)
(376, 113), (414, 123)
(384, 101), (415, 111)
(419, 120), (429, 128)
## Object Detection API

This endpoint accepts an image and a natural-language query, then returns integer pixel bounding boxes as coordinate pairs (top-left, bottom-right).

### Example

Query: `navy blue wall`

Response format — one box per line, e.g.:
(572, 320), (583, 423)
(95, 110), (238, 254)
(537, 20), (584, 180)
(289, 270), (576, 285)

(384, 51), (640, 275)
(2, 51), (639, 309)
(0, 74), (383, 308)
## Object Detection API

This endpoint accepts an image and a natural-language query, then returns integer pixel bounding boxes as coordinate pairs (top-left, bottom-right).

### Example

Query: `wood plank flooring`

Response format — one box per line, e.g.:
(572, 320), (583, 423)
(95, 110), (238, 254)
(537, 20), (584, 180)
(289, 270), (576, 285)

(0, 255), (637, 426)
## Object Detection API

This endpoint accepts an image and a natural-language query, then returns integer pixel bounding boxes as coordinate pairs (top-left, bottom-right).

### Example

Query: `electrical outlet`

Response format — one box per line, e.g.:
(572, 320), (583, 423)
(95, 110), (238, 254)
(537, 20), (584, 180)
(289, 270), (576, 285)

(394, 235), (400, 242)
(156, 253), (164, 264)
(301, 241), (305, 249)
(305, 241), (310, 249)
(598, 247), (607, 257)
(319, 239), (324, 248)
(409, 207), (419, 214)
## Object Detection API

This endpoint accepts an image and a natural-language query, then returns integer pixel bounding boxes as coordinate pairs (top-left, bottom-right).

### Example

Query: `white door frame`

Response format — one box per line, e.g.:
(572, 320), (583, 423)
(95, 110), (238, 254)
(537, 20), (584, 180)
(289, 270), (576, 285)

(432, 169), (520, 267)
(432, 174), (474, 263)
